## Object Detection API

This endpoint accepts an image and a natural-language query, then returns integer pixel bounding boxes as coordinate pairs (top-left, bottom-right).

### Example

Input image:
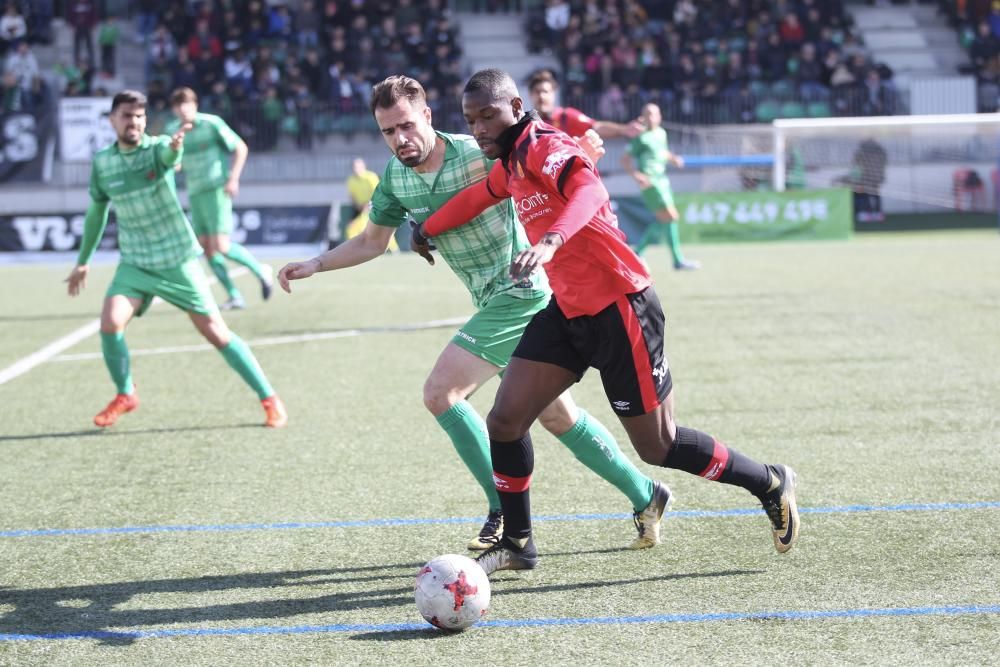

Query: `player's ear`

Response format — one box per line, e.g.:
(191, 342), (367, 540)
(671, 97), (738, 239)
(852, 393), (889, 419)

(511, 96), (523, 116)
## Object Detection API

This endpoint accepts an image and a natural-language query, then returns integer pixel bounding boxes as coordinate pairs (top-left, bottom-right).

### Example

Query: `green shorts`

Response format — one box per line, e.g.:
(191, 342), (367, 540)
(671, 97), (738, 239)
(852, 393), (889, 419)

(640, 178), (675, 212)
(107, 257), (218, 317)
(452, 292), (549, 368)
(189, 188), (233, 237)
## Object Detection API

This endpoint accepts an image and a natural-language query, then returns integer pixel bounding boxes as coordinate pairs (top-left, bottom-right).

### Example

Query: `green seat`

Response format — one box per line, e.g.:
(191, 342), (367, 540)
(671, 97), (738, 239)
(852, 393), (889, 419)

(770, 80), (794, 99)
(749, 80), (769, 96)
(807, 101), (832, 117)
(779, 101), (806, 118)
(755, 100), (780, 123)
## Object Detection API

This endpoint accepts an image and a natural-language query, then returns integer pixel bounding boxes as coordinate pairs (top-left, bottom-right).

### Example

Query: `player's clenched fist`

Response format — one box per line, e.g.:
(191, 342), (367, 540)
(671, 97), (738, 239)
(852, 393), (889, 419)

(277, 258), (322, 293)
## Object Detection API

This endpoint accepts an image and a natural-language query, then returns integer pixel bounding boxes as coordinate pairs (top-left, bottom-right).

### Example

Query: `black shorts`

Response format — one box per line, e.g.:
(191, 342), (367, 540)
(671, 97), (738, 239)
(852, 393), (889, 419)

(512, 286), (672, 417)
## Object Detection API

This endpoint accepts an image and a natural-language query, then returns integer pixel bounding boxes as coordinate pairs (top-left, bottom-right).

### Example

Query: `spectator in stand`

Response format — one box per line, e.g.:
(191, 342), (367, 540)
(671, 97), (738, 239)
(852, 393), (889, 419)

(545, 0), (571, 46)
(1, 70), (19, 110)
(188, 18), (222, 61)
(971, 21), (1000, 72)
(296, 0), (320, 48)
(797, 43), (828, 100)
(3, 39), (37, 106)
(1, 3), (26, 56)
(66, 0), (97, 66)
(172, 47), (199, 91)
(135, 0), (158, 44)
(225, 48), (254, 95)
(268, 3), (295, 44)
(97, 17), (118, 76)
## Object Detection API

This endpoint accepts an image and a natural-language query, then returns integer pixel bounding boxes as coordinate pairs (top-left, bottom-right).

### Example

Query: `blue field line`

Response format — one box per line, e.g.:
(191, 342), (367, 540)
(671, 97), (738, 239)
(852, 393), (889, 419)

(1, 501), (998, 540)
(1, 604), (998, 642)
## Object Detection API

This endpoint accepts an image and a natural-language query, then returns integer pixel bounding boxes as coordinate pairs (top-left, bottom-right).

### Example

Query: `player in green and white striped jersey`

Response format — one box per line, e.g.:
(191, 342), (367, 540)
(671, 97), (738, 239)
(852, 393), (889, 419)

(65, 90), (287, 429)
(278, 76), (671, 552)
(167, 87), (273, 310)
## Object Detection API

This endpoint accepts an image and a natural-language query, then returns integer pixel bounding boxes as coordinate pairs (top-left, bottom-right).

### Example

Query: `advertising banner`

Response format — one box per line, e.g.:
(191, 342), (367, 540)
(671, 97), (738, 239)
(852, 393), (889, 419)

(0, 206), (330, 252)
(0, 109), (54, 183)
(612, 188), (853, 243)
(58, 97), (118, 162)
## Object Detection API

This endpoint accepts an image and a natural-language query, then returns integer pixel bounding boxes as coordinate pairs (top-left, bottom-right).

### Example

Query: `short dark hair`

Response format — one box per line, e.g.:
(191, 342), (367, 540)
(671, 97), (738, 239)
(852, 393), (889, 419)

(111, 90), (147, 112)
(527, 69), (558, 92)
(170, 86), (198, 107)
(463, 68), (519, 102)
(369, 75), (427, 115)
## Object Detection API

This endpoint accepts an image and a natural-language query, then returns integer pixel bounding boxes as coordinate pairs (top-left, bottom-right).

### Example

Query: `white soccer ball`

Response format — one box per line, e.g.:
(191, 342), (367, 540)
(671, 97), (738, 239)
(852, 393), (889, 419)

(414, 554), (491, 631)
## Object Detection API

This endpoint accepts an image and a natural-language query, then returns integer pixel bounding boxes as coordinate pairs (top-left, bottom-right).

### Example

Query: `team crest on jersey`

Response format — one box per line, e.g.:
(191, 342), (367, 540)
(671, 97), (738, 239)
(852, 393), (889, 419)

(145, 170), (156, 180)
(541, 150), (572, 178)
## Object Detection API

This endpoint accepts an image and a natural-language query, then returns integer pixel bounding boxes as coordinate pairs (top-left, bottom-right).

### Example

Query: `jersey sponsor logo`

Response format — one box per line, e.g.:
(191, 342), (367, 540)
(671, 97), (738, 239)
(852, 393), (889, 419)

(612, 400), (631, 412)
(541, 149), (572, 179)
(410, 206), (430, 214)
(515, 191), (553, 224)
(456, 330), (477, 345)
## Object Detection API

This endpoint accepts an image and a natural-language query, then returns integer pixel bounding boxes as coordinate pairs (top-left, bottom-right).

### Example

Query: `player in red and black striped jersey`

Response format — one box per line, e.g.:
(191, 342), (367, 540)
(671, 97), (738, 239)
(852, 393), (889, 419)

(419, 69), (800, 575)
(527, 69), (640, 139)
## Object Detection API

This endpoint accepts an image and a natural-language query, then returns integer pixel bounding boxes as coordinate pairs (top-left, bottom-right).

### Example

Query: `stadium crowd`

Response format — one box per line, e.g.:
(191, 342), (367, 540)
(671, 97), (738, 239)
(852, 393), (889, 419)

(1, 1), (55, 112)
(525, 0), (899, 122)
(134, 0), (465, 147)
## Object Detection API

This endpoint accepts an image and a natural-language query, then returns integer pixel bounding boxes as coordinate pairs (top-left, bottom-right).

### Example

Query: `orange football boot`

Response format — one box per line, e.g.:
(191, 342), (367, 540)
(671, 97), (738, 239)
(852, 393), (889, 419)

(94, 392), (140, 427)
(261, 395), (288, 428)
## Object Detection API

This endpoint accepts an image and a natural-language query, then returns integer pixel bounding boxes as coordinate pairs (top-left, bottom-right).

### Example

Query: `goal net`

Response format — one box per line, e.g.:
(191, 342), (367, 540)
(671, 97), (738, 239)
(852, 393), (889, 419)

(772, 114), (1000, 216)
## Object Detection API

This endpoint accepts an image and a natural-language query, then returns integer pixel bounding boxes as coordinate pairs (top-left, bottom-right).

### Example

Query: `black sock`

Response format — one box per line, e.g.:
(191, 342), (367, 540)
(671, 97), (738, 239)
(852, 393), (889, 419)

(491, 434), (534, 541)
(663, 426), (773, 497)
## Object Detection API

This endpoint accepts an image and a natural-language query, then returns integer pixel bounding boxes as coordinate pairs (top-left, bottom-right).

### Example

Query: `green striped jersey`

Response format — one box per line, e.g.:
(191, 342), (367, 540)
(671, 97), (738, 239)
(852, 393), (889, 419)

(370, 131), (548, 310)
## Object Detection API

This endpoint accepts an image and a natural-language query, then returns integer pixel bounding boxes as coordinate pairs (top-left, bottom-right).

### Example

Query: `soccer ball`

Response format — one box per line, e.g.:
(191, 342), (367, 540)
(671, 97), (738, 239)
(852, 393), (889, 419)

(414, 554), (491, 631)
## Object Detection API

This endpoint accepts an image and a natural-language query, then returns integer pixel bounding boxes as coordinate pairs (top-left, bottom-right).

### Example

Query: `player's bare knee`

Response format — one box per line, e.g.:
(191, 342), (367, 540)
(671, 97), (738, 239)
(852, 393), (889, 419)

(486, 407), (529, 442)
(537, 408), (574, 437)
(215, 236), (231, 254)
(634, 441), (668, 465)
(421, 380), (457, 416)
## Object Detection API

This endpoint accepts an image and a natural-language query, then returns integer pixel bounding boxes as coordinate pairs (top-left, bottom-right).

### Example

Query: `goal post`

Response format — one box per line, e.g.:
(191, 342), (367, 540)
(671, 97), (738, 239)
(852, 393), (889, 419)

(772, 114), (1000, 215)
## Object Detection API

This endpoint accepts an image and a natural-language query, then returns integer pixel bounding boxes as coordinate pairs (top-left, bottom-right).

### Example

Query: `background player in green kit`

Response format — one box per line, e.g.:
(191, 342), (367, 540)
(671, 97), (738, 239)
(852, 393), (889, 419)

(621, 102), (700, 271)
(278, 76), (671, 551)
(167, 87), (273, 310)
(65, 90), (288, 429)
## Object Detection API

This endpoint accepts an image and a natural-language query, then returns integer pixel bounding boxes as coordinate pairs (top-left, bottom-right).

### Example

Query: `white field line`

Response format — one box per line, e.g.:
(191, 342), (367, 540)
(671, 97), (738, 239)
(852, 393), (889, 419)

(50, 316), (470, 362)
(0, 267), (249, 385)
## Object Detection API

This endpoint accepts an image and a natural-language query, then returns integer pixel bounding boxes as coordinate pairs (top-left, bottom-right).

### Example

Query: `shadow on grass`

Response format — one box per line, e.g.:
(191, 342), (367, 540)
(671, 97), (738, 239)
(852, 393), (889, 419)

(349, 569), (763, 642)
(0, 423), (261, 443)
(0, 562), (425, 647)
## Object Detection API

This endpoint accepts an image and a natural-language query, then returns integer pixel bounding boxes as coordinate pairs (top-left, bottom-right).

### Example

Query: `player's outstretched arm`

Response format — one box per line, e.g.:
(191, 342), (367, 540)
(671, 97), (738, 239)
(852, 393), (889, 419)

(592, 119), (643, 139)
(423, 163), (509, 237)
(278, 221), (396, 293)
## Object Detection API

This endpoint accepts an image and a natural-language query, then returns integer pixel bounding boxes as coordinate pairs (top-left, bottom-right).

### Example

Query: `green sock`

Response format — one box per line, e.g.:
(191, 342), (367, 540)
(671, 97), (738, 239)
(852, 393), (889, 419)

(207, 253), (241, 299)
(223, 243), (268, 282)
(219, 334), (274, 400)
(666, 221), (685, 265)
(436, 401), (502, 511)
(100, 331), (134, 395)
(557, 409), (654, 512)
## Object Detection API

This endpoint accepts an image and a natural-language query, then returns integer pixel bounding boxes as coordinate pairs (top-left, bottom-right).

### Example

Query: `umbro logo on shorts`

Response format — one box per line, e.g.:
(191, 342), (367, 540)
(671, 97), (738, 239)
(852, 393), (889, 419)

(612, 400), (631, 411)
